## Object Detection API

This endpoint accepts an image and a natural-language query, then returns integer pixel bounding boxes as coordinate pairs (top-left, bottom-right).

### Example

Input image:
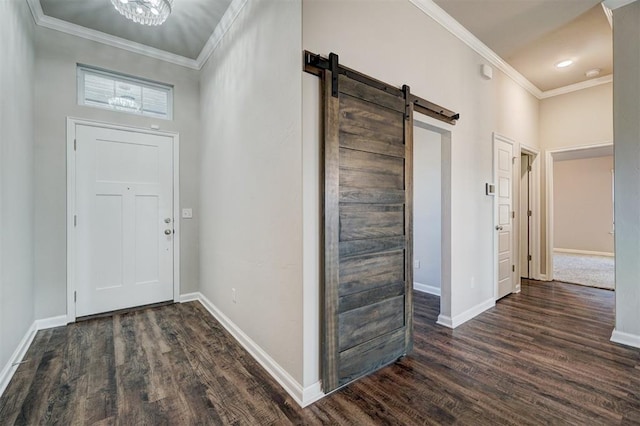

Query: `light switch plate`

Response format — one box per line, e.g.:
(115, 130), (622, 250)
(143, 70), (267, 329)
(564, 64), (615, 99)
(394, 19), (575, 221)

(182, 208), (193, 219)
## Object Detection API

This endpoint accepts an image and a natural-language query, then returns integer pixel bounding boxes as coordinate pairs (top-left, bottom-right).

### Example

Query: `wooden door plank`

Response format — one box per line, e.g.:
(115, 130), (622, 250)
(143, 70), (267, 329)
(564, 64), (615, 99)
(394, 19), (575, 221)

(338, 295), (405, 351)
(339, 236), (405, 258)
(338, 75), (405, 114)
(340, 133), (405, 158)
(339, 95), (404, 137)
(403, 90), (415, 353)
(339, 204), (405, 241)
(339, 250), (405, 296)
(338, 282), (405, 313)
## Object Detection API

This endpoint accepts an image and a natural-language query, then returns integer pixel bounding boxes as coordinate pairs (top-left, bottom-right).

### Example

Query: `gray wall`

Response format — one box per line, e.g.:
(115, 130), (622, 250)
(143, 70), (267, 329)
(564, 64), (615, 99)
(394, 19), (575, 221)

(34, 28), (201, 319)
(0, 0), (36, 371)
(413, 125), (442, 290)
(613, 2), (640, 340)
(199, 0), (304, 383)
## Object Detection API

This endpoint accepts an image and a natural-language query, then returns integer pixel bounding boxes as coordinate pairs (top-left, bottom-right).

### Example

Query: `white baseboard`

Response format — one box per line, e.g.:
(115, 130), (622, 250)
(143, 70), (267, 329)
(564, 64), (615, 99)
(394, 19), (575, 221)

(0, 313), (70, 398)
(0, 322), (37, 397)
(179, 292), (200, 303)
(539, 274), (549, 281)
(436, 298), (495, 329)
(183, 292), (323, 407)
(611, 329), (640, 349)
(554, 248), (615, 257)
(413, 282), (441, 296)
(35, 315), (68, 330)
(436, 314), (453, 328)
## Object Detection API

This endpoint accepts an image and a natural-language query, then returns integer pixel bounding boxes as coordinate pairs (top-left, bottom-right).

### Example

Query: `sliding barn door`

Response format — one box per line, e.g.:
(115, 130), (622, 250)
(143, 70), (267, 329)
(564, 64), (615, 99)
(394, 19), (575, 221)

(323, 66), (413, 392)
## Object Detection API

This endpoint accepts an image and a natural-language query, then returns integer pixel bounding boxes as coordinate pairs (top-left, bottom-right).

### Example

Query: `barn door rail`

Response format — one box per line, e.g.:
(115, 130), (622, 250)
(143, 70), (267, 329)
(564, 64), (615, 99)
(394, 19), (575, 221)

(303, 50), (460, 125)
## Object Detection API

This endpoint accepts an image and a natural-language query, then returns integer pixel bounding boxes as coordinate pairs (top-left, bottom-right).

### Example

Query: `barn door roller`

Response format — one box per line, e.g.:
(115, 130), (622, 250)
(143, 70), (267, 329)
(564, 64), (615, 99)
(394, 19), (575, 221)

(303, 50), (460, 125)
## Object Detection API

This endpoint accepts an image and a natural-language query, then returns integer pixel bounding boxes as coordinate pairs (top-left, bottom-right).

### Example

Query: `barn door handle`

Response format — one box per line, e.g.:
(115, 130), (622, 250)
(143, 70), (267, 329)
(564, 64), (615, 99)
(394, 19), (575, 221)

(495, 225), (504, 231)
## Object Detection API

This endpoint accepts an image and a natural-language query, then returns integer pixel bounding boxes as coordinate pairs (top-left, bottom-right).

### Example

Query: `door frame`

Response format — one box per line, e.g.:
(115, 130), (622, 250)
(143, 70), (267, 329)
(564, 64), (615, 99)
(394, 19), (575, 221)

(544, 141), (613, 281)
(493, 133), (516, 300)
(66, 117), (180, 323)
(519, 144), (541, 283)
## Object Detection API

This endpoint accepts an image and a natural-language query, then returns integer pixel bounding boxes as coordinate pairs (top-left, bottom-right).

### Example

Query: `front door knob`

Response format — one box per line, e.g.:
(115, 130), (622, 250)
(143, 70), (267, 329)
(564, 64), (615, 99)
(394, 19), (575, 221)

(164, 229), (172, 235)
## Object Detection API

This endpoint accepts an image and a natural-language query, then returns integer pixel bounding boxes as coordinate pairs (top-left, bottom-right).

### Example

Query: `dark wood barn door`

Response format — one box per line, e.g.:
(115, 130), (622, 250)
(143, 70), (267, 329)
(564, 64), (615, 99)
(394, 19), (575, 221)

(322, 58), (414, 392)
(305, 51), (458, 394)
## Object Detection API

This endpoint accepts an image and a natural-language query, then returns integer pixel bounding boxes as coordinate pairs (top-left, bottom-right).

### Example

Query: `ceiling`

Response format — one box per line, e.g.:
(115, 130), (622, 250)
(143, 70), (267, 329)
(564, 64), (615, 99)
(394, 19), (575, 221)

(433, 0), (612, 92)
(39, 0), (233, 60)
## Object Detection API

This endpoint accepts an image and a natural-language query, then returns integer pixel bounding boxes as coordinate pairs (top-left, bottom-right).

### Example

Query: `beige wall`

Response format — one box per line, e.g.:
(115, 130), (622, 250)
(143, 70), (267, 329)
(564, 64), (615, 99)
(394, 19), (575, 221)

(34, 28), (201, 319)
(538, 82), (613, 274)
(0, 0), (36, 375)
(540, 83), (613, 150)
(554, 156), (614, 254)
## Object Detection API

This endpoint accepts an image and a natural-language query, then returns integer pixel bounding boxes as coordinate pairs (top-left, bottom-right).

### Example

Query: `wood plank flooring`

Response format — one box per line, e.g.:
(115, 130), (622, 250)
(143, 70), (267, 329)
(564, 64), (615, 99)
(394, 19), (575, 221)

(1, 279), (639, 425)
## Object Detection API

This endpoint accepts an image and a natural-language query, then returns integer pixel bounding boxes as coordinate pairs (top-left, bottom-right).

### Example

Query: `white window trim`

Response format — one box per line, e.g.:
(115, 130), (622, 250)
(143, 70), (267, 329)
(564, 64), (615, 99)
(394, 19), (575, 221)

(77, 64), (174, 120)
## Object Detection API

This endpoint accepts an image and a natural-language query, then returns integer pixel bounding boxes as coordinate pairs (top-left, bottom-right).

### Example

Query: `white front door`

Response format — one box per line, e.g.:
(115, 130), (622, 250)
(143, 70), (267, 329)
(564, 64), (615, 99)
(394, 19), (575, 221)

(74, 124), (174, 317)
(495, 135), (514, 300)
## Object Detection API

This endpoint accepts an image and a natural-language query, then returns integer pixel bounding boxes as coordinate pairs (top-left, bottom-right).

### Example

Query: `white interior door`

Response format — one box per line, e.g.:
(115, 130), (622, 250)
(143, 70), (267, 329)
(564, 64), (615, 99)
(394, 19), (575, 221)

(495, 136), (514, 300)
(520, 155), (531, 278)
(75, 125), (174, 317)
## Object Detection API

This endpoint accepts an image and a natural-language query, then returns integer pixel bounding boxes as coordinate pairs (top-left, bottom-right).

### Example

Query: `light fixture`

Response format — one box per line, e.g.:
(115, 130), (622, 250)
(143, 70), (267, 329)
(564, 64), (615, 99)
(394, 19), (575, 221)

(555, 59), (574, 69)
(110, 0), (173, 26)
(108, 95), (141, 112)
(585, 68), (601, 78)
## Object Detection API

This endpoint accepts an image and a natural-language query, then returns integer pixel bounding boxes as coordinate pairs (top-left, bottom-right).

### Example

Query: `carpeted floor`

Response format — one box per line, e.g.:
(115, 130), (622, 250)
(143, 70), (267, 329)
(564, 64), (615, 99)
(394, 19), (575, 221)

(553, 252), (615, 290)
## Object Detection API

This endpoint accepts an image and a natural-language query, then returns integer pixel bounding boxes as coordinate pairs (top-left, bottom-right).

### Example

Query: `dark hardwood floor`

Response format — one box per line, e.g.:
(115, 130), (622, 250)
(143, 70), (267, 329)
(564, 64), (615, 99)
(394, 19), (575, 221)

(1, 280), (639, 425)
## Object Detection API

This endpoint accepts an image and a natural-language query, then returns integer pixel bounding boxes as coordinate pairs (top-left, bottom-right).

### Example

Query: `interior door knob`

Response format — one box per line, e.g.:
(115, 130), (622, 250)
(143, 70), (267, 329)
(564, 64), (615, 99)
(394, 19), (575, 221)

(164, 229), (172, 235)
(495, 225), (504, 231)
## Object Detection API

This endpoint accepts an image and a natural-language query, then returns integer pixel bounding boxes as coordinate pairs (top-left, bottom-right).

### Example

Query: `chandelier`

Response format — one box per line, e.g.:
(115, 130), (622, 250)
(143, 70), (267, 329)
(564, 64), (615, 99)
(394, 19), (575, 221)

(110, 0), (174, 26)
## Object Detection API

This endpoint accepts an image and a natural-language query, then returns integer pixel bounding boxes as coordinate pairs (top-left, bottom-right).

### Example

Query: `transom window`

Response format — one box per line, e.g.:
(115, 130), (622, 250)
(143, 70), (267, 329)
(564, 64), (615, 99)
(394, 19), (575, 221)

(77, 65), (173, 120)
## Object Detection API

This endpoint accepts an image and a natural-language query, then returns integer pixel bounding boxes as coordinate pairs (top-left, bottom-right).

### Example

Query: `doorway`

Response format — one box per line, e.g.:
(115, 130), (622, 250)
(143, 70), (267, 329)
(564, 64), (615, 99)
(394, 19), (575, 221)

(546, 143), (614, 290)
(413, 124), (442, 298)
(66, 118), (181, 321)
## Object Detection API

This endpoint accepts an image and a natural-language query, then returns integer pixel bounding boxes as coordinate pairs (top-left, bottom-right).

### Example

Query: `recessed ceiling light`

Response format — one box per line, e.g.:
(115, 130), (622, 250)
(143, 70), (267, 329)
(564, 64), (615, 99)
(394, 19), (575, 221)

(585, 68), (601, 78)
(556, 60), (574, 69)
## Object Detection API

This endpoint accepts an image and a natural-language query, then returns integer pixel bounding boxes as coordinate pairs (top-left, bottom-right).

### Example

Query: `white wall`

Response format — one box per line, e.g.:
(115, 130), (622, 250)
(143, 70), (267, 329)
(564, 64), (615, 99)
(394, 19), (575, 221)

(0, 0), (36, 373)
(33, 28), (201, 319)
(612, 1), (640, 344)
(199, 0), (304, 384)
(553, 156), (614, 254)
(302, 0), (540, 352)
(413, 125), (442, 291)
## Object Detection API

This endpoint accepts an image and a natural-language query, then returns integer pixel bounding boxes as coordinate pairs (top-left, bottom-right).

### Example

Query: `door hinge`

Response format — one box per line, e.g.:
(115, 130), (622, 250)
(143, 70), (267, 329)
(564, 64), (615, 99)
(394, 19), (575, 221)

(527, 165), (532, 172)
(511, 211), (515, 219)
(74, 291), (77, 302)
(74, 215), (77, 227)
(528, 210), (532, 217)
(528, 255), (532, 261)
(512, 265), (515, 272)
(74, 139), (77, 151)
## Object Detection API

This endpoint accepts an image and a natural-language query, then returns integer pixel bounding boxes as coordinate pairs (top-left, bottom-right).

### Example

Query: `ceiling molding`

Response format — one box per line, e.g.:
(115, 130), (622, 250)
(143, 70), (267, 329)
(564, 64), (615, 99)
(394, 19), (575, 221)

(26, 0), (250, 70)
(601, 3), (613, 28)
(539, 74), (613, 99)
(408, 0), (543, 99)
(603, 0), (637, 10)
(196, 0), (249, 68)
(26, 0), (199, 69)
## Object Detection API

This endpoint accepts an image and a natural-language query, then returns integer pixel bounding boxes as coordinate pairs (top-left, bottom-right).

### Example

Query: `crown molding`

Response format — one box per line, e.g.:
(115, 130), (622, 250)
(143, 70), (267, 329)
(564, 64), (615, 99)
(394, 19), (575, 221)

(539, 74), (613, 99)
(26, 0), (250, 70)
(408, 0), (543, 99)
(196, 0), (249, 68)
(601, 3), (613, 28)
(603, 0), (637, 10)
